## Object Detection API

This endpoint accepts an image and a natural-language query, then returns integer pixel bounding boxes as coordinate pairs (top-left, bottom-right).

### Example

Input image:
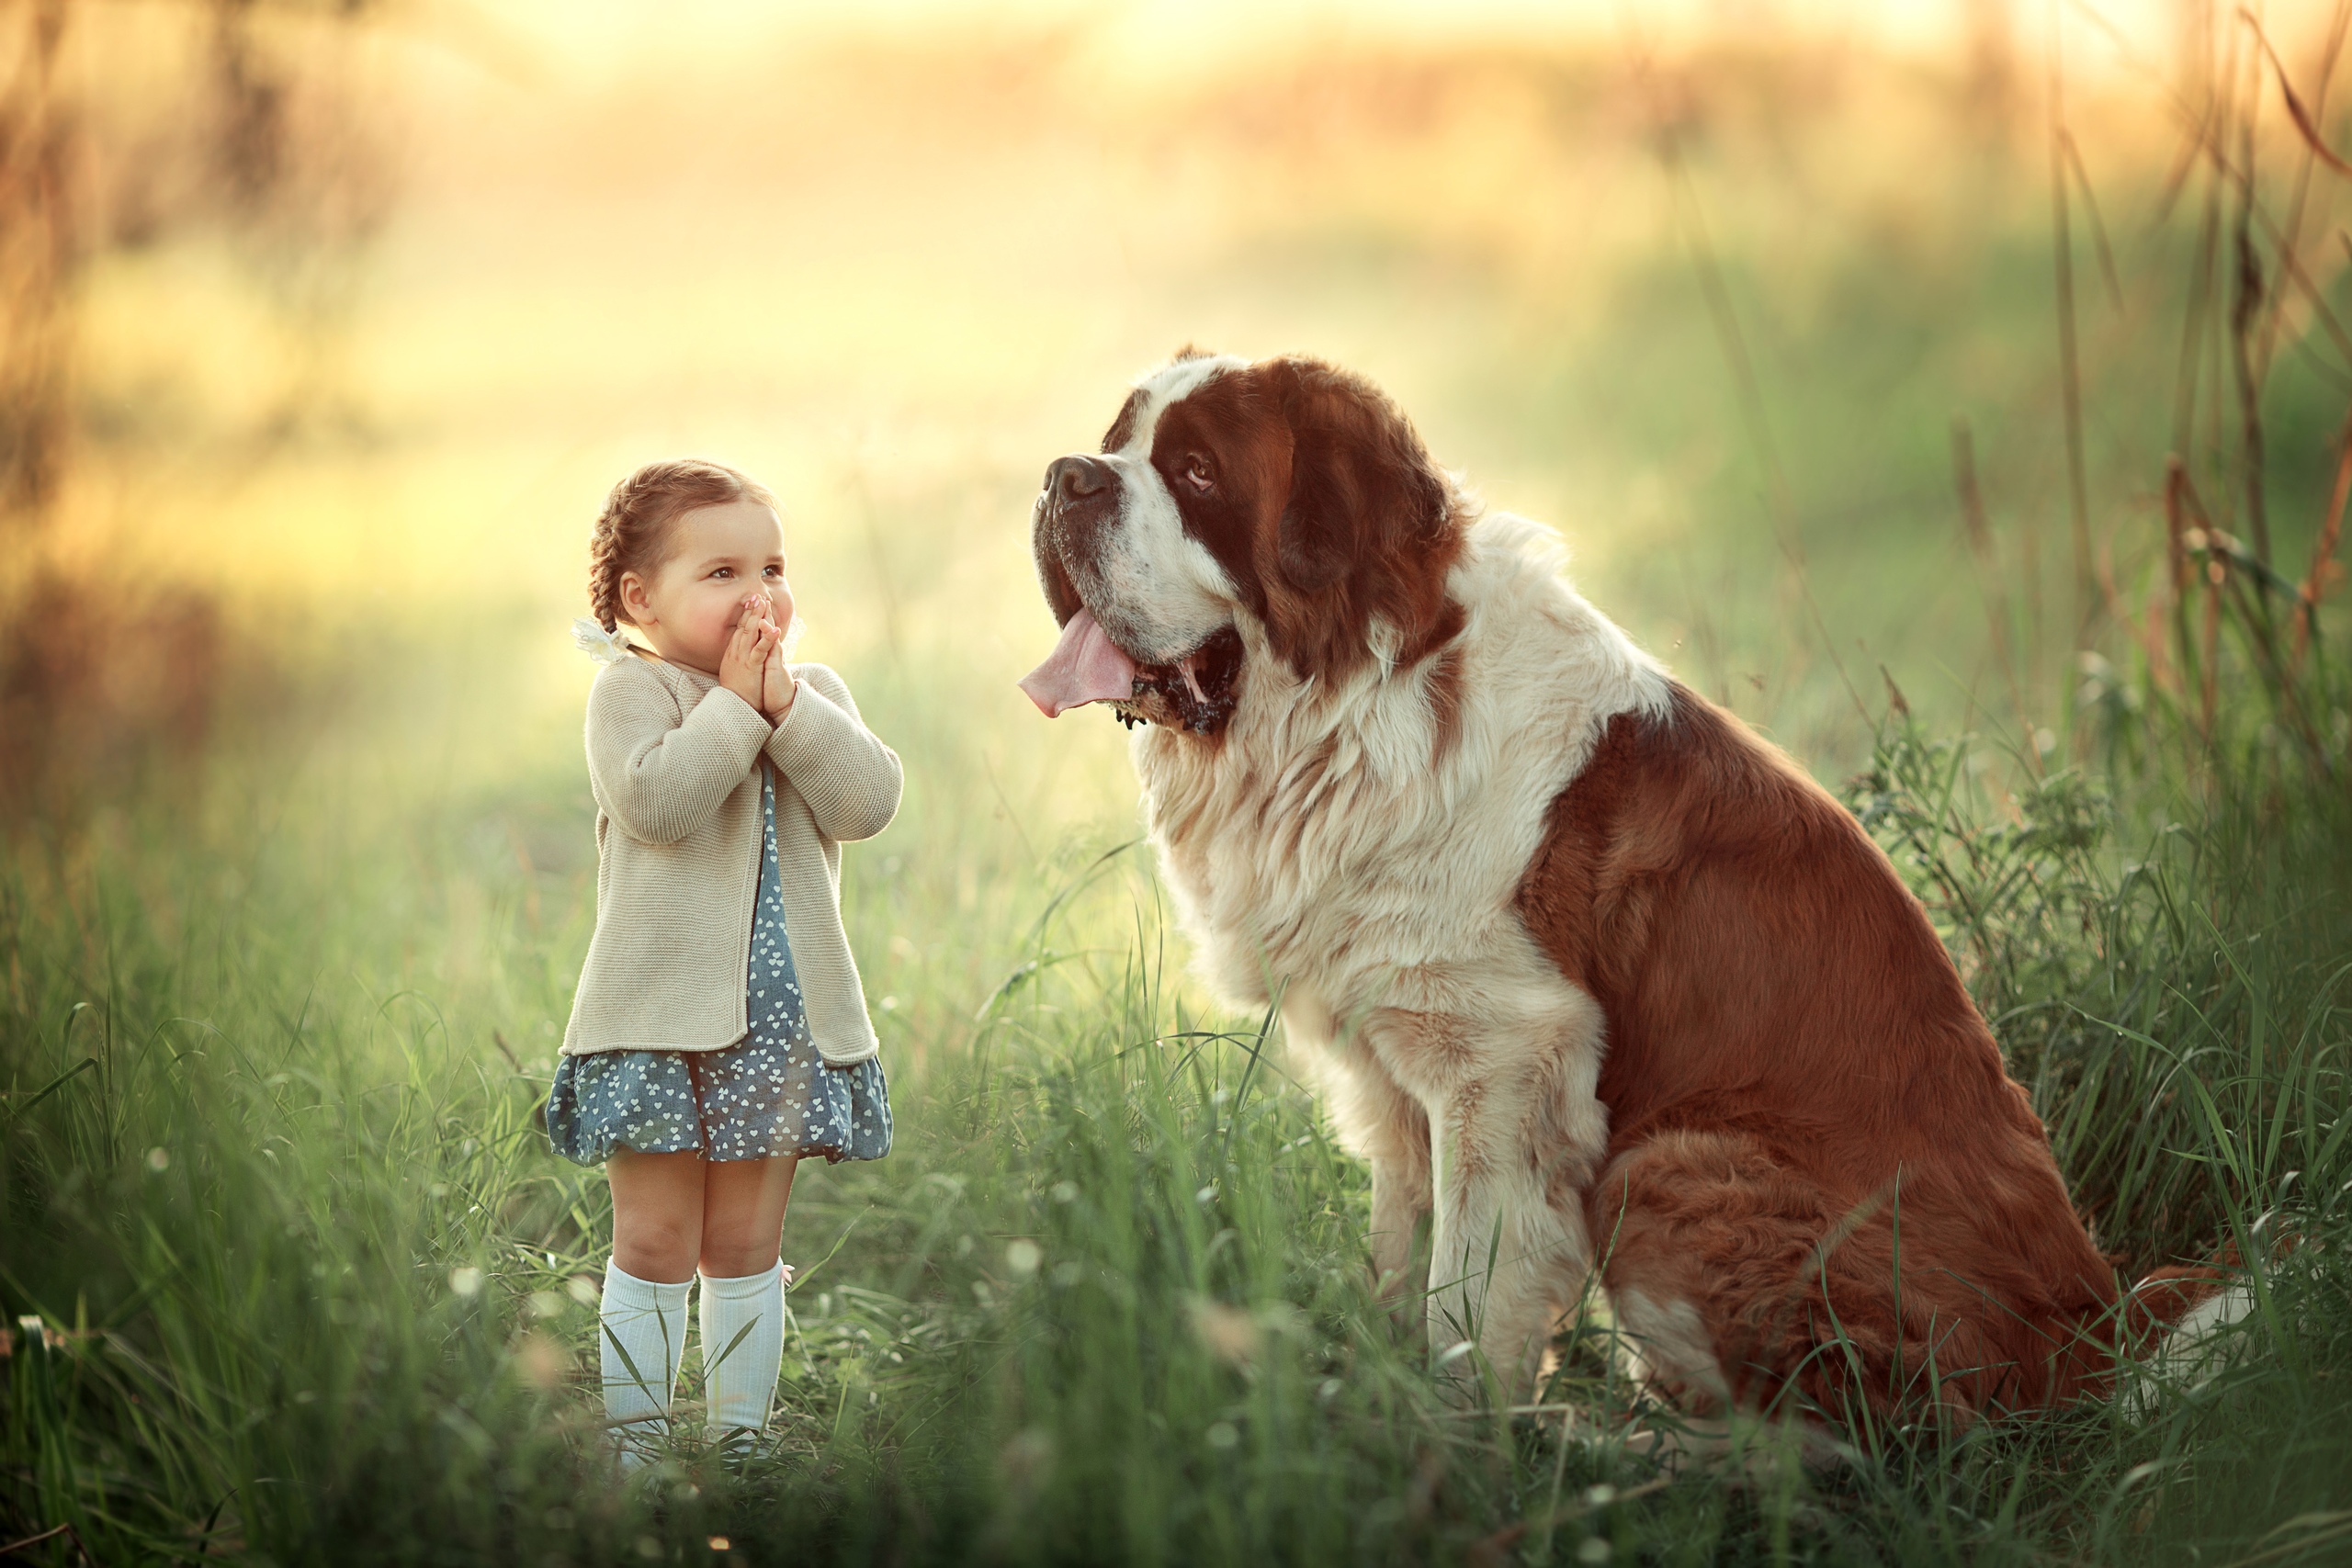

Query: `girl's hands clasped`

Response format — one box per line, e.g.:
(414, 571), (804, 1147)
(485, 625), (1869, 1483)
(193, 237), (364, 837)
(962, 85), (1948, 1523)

(718, 594), (779, 714)
(718, 592), (797, 725)
(761, 630), (797, 724)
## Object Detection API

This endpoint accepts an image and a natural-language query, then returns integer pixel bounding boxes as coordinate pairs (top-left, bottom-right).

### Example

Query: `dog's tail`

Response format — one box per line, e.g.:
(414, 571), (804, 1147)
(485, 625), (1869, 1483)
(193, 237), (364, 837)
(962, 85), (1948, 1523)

(2112, 1240), (2268, 1412)
(2124, 1247), (2244, 1341)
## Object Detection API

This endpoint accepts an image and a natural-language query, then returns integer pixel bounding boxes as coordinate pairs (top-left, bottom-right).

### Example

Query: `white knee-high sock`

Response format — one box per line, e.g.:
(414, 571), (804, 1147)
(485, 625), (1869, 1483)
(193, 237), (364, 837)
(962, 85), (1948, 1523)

(697, 1263), (786, 1435)
(599, 1260), (693, 1469)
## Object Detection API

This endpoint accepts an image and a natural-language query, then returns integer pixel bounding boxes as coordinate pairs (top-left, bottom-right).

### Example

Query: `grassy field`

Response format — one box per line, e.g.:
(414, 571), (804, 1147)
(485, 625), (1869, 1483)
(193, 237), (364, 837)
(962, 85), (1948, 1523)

(6, 8), (2352, 1564)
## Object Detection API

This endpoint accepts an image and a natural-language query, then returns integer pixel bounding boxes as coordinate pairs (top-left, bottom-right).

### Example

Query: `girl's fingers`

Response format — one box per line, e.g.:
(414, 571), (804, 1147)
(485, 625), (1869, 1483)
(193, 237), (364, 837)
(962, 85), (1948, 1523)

(725, 613), (762, 681)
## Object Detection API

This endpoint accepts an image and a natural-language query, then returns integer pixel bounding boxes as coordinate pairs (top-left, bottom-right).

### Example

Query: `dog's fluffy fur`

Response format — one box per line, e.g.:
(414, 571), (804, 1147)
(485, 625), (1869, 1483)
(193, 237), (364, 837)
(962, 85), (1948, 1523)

(1025, 352), (2222, 1422)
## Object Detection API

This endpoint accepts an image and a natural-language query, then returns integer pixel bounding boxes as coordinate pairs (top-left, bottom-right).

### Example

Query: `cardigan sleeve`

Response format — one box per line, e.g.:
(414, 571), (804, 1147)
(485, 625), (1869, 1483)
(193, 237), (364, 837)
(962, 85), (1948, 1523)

(585, 659), (773, 846)
(763, 663), (903, 843)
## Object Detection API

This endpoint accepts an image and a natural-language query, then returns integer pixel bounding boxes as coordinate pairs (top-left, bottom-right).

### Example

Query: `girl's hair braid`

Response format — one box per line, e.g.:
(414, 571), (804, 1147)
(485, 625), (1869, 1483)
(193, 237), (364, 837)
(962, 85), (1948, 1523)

(587, 458), (779, 630)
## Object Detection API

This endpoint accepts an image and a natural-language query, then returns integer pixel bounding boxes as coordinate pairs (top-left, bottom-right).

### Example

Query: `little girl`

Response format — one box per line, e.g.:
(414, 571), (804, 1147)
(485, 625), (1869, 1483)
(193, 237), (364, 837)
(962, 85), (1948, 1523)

(548, 457), (900, 1467)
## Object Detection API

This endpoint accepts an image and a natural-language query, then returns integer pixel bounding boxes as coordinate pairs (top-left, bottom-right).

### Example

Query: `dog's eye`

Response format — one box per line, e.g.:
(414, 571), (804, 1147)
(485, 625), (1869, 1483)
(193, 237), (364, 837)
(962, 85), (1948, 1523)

(1183, 457), (1215, 493)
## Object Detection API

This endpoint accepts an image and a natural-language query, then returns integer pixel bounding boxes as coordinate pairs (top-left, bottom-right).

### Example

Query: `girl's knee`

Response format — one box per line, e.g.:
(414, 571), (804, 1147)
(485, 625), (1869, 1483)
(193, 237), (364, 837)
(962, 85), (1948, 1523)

(612, 1228), (699, 1284)
(697, 1235), (782, 1280)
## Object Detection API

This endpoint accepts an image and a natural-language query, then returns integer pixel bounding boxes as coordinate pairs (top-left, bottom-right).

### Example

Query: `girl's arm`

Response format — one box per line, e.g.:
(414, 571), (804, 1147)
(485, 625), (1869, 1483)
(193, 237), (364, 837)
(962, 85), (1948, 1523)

(763, 664), (903, 842)
(586, 660), (773, 845)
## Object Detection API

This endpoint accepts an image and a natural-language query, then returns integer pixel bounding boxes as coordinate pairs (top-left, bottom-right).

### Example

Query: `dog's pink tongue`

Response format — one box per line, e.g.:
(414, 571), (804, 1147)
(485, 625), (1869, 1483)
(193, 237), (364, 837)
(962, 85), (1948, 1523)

(1019, 608), (1137, 716)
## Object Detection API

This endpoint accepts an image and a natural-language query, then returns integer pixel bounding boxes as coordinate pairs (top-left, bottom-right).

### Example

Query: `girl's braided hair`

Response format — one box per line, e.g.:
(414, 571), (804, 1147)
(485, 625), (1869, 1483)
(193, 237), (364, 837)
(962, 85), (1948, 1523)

(587, 458), (779, 631)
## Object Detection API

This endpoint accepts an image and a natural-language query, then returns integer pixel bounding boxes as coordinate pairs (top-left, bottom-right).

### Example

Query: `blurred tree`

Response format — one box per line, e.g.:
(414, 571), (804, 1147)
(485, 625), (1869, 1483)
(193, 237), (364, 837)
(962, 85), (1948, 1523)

(0, 0), (386, 541)
(0, 0), (386, 820)
(1961, 0), (2017, 132)
(0, 0), (73, 527)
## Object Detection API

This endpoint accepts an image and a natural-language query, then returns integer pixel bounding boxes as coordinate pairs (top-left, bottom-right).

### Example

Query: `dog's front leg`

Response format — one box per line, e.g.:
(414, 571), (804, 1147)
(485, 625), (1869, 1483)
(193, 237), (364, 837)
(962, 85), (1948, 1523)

(1363, 1100), (1432, 1321)
(1423, 1087), (1580, 1400)
(1284, 988), (1430, 1321)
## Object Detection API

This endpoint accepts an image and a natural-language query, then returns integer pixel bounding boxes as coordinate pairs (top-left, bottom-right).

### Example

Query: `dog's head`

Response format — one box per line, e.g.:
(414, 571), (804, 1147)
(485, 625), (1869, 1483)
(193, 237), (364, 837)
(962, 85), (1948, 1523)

(1021, 351), (1464, 735)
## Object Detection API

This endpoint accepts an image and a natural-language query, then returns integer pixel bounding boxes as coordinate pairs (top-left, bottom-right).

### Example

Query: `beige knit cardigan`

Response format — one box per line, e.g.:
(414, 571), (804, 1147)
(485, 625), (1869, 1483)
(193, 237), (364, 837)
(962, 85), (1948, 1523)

(560, 650), (901, 1066)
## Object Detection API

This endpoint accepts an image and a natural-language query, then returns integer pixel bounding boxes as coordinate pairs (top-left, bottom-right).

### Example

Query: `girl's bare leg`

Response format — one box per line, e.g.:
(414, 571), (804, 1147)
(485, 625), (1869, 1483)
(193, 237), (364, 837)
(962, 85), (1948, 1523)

(608, 1147), (708, 1283)
(698, 1155), (798, 1276)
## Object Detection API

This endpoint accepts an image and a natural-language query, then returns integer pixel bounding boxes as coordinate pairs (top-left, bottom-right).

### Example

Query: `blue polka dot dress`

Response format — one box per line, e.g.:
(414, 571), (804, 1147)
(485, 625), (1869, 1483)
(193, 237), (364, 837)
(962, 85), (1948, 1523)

(546, 767), (893, 1166)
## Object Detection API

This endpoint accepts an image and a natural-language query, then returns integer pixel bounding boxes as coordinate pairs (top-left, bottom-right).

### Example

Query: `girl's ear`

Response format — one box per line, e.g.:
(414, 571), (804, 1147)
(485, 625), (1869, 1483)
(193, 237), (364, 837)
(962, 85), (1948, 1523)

(617, 570), (656, 627)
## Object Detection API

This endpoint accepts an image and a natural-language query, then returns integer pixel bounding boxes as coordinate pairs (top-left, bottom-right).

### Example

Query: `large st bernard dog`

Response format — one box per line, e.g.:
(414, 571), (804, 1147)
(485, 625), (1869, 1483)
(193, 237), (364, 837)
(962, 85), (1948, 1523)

(1020, 350), (2218, 1427)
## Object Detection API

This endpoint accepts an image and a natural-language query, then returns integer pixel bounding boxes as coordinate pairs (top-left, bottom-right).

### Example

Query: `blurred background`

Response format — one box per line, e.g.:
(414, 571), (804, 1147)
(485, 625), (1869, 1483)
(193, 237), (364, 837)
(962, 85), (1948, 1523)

(4, 0), (2349, 1032)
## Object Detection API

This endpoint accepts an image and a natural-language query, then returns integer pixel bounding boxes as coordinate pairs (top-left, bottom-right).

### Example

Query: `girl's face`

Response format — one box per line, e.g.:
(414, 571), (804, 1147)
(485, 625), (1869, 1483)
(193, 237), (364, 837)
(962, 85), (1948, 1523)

(617, 500), (795, 675)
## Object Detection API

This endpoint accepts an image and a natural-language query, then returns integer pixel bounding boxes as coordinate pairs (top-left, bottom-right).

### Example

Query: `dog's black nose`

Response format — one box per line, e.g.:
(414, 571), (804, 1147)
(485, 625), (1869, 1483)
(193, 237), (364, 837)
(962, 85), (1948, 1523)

(1046, 455), (1116, 504)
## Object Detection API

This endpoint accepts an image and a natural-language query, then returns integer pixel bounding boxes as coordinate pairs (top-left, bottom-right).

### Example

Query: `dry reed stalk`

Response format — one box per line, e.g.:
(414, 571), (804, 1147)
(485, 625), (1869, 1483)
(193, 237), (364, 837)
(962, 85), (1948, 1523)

(2232, 205), (2272, 571)
(2290, 417), (2351, 670)
(2060, 130), (2125, 311)
(2047, 0), (2098, 644)
(2246, 5), (2352, 178)
(2228, 9), (2273, 571)
(2139, 595), (2179, 697)
(0, 1521), (103, 1567)
(2165, 461), (2324, 761)
(2147, 455), (2196, 697)
(2140, 0), (2348, 367)
(2248, 0), (2352, 387)
(2169, 45), (2222, 462)
(2207, 20), (2245, 568)
(1951, 418), (2036, 758)
(2201, 556), (2224, 744)
(2168, 457), (2228, 745)
(0, 0), (77, 532)
(2254, 201), (2352, 367)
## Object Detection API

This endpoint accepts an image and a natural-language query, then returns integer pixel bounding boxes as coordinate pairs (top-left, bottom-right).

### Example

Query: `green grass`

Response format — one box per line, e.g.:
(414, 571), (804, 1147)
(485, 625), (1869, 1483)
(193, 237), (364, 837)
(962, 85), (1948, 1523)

(2, 597), (2347, 1565)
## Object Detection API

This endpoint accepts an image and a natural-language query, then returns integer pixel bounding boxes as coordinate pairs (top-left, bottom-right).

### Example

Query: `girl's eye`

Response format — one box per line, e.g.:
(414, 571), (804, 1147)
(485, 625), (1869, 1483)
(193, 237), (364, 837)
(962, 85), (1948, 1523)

(764, 566), (783, 578)
(711, 567), (733, 580)
(1183, 457), (1214, 492)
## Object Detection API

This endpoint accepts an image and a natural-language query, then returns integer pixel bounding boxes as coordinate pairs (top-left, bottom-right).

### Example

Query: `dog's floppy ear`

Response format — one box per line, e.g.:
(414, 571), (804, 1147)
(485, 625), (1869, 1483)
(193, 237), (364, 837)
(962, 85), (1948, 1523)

(1272, 358), (1451, 595)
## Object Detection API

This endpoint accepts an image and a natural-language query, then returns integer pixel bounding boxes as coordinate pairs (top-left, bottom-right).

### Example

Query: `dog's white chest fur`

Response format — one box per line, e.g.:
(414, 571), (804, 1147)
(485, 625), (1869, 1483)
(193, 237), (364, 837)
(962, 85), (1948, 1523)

(1131, 515), (1669, 1149)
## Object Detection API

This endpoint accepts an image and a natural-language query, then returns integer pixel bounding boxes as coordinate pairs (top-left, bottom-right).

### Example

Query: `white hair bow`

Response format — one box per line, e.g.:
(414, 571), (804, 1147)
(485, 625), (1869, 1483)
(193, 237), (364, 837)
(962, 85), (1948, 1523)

(571, 618), (637, 665)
